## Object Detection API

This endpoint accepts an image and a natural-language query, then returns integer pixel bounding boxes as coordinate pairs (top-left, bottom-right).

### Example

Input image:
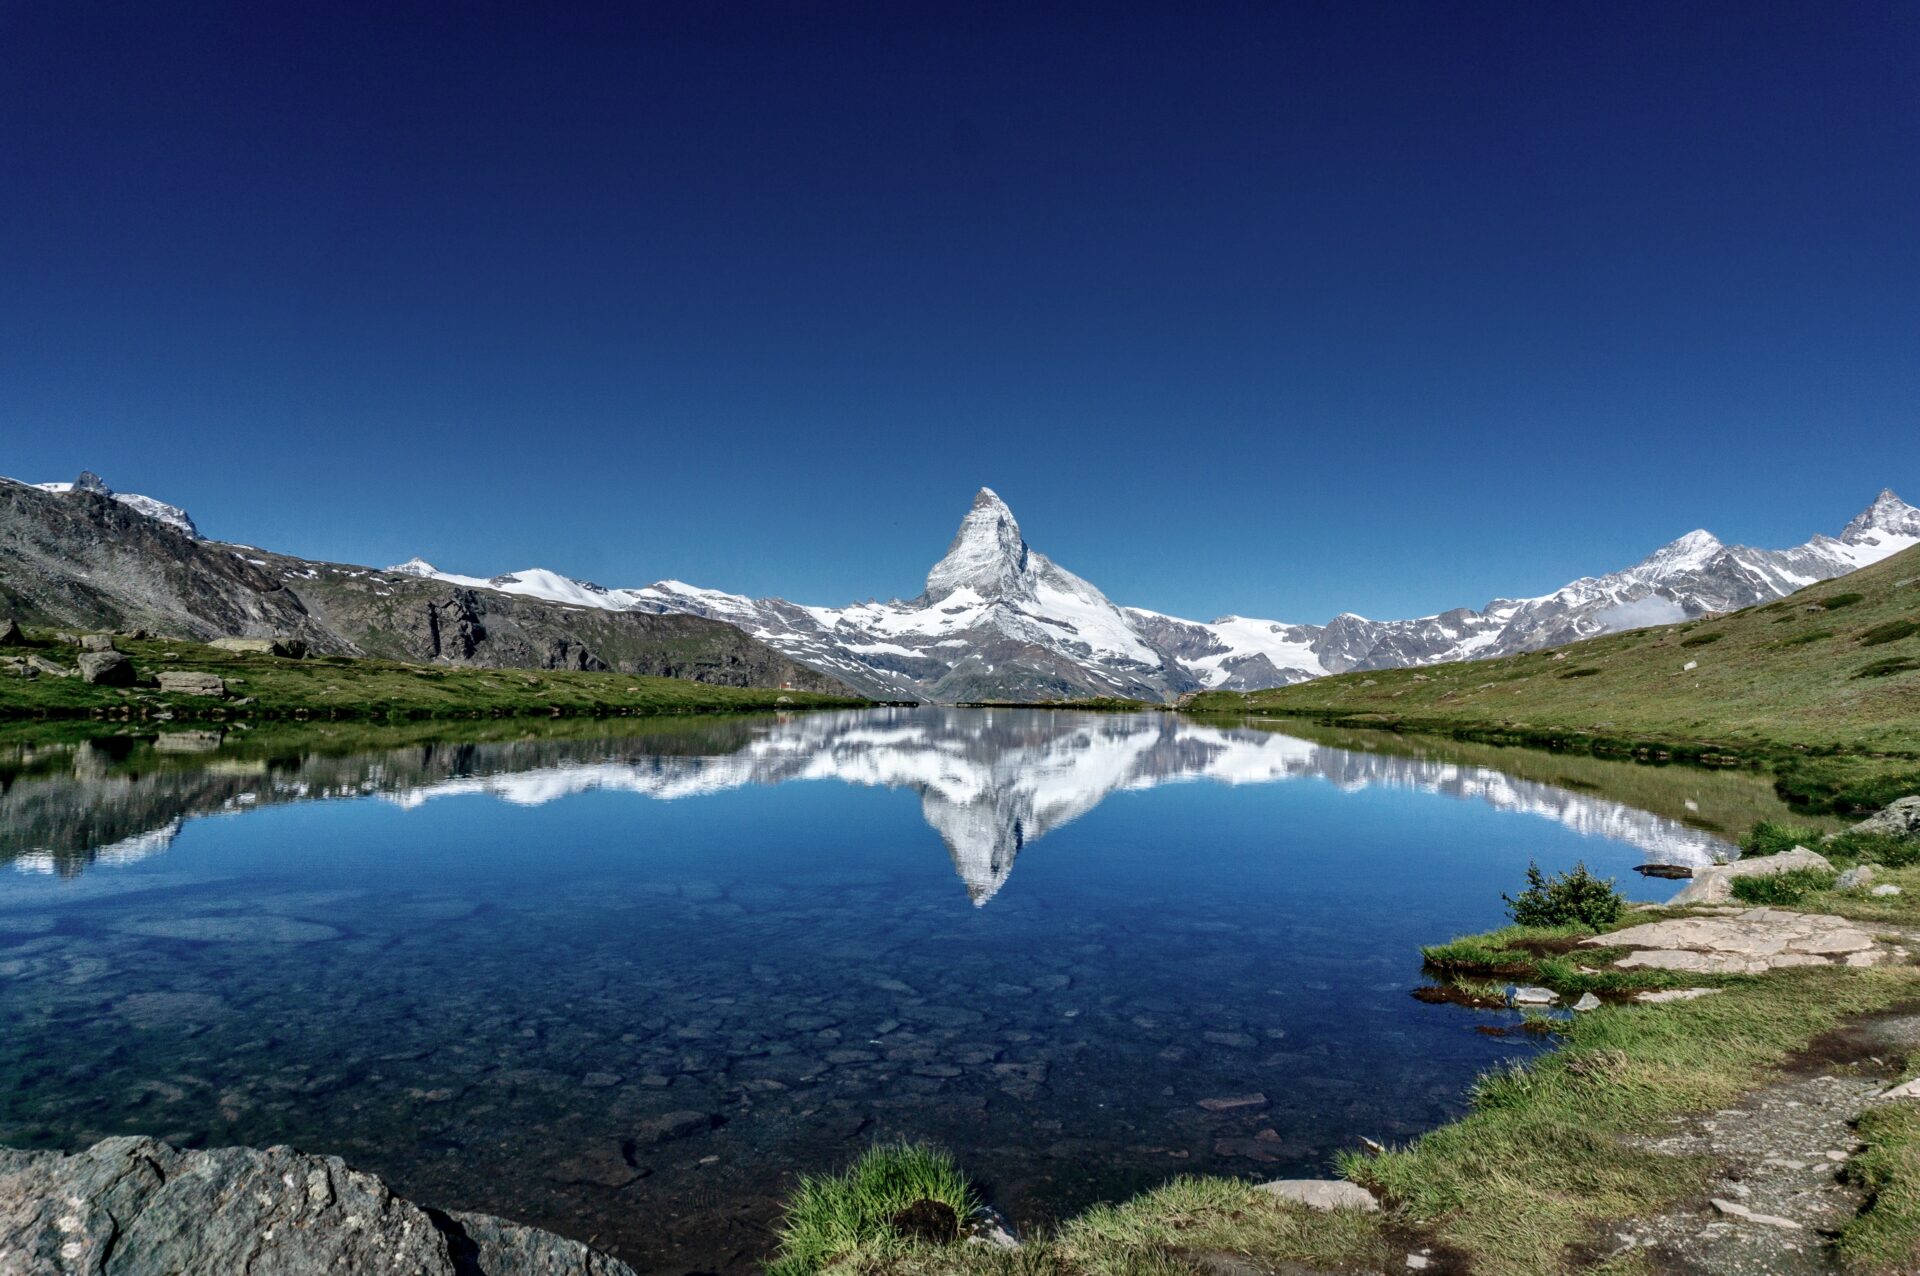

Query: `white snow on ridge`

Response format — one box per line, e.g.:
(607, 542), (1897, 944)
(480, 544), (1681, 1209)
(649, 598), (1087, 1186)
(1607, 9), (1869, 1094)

(14, 474), (201, 538)
(379, 486), (1920, 701)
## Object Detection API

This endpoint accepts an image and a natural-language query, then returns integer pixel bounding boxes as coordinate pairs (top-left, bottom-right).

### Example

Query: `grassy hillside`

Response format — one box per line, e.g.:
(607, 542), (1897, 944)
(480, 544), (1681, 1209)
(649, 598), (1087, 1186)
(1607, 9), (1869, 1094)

(0, 630), (870, 721)
(1189, 544), (1920, 809)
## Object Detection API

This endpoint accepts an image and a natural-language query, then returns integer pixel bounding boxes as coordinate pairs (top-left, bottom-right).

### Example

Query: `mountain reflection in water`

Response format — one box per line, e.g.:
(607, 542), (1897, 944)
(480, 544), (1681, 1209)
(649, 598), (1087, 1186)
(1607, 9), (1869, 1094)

(4, 708), (1737, 897)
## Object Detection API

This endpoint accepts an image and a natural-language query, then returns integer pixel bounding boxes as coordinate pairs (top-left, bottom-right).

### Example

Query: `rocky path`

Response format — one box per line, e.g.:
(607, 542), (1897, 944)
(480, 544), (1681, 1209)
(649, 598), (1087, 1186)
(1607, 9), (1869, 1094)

(1601, 1013), (1920, 1274)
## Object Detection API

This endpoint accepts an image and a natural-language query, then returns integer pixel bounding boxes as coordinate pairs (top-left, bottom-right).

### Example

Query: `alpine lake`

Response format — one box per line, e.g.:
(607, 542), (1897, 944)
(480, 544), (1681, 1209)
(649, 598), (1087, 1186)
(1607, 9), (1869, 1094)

(0, 708), (1821, 1272)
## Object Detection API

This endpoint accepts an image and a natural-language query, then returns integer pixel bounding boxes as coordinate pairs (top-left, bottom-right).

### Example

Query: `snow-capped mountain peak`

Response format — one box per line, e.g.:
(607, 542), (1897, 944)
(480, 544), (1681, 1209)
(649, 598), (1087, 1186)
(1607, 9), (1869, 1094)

(388, 557), (440, 577)
(1841, 489), (1920, 550)
(1633, 529), (1725, 578)
(925, 487), (1030, 601)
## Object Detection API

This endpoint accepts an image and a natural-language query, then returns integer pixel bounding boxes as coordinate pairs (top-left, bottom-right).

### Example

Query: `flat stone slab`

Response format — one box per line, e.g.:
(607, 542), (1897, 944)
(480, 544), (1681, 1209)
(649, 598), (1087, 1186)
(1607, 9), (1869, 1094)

(1254, 1179), (1379, 1212)
(1592, 908), (1885, 974)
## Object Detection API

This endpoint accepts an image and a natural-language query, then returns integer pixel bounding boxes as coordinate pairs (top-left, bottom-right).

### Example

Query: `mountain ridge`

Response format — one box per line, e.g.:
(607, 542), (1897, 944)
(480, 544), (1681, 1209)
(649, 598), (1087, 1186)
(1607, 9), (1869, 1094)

(392, 485), (1920, 703)
(6, 470), (1915, 705)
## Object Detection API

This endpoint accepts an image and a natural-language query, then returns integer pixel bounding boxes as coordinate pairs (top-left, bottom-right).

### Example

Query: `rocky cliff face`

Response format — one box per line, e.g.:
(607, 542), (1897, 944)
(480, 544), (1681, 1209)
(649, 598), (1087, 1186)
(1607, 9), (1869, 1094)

(0, 1136), (635, 1275)
(0, 478), (853, 695)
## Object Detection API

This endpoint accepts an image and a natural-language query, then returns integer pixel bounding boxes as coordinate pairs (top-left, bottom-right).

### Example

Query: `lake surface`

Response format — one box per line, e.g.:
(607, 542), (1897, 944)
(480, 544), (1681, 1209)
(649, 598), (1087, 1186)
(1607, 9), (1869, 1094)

(0, 708), (1783, 1273)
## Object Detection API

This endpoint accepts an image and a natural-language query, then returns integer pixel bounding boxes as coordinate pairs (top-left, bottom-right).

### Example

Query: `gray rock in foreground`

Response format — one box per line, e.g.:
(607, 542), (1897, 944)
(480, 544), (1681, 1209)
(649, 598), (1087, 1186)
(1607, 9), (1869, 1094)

(1855, 796), (1920, 839)
(0, 1136), (635, 1276)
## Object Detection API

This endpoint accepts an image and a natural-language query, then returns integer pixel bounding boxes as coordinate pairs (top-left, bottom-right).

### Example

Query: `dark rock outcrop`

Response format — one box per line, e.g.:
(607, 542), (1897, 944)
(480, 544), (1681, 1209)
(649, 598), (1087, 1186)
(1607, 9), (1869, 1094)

(0, 1136), (636, 1275)
(76, 651), (134, 686)
(0, 479), (854, 695)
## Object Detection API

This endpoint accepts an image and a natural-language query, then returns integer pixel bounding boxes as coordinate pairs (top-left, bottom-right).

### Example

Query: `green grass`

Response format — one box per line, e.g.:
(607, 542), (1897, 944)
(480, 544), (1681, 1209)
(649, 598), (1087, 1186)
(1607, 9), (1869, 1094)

(764, 968), (1920, 1276)
(1861, 619), (1920, 647)
(0, 630), (869, 721)
(1843, 1089), (1920, 1271)
(769, 1143), (981, 1276)
(1729, 866), (1837, 905)
(1186, 544), (1920, 813)
(1338, 968), (1920, 1276)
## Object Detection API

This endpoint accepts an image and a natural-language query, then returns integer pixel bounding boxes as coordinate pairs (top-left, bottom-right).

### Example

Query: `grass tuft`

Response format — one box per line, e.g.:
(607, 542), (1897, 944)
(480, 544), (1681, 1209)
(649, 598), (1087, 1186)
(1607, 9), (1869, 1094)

(769, 1142), (979, 1275)
(1728, 867), (1836, 905)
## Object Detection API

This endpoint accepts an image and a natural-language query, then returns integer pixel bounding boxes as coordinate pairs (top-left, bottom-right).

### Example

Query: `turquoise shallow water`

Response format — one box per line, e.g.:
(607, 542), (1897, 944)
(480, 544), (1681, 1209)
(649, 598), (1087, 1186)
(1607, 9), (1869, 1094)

(0, 709), (1730, 1272)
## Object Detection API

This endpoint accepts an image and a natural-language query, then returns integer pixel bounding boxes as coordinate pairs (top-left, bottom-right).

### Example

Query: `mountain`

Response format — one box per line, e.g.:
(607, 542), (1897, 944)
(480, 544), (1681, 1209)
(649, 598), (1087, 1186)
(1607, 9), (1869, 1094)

(1193, 537), (1920, 765)
(1137, 490), (1920, 684)
(392, 485), (1920, 702)
(395, 487), (1180, 702)
(10, 467), (1913, 703)
(31, 470), (200, 538)
(0, 475), (855, 694)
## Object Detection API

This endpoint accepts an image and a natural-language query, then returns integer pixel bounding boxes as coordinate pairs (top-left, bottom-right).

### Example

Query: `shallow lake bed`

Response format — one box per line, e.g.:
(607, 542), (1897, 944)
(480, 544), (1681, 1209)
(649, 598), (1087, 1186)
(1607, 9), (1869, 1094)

(0, 709), (1782, 1272)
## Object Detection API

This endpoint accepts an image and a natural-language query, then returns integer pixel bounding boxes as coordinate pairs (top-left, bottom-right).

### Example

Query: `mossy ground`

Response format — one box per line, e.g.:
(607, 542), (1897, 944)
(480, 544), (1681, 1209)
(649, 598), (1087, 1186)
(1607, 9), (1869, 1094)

(0, 629), (868, 721)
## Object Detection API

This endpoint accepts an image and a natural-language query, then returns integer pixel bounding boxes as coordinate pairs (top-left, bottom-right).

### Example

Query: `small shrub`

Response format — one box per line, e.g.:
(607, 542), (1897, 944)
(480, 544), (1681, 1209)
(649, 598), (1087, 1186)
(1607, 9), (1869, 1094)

(1854, 657), (1920, 680)
(1829, 829), (1920, 868)
(1558, 667), (1602, 679)
(1679, 632), (1724, 647)
(771, 1142), (978, 1274)
(1822, 592), (1867, 610)
(1784, 628), (1834, 646)
(1860, 618), (1920, 647)
(1742, 820), (1821, 857)
(1503, 861), (1625, 929)
(1730, 867), (1836, 905)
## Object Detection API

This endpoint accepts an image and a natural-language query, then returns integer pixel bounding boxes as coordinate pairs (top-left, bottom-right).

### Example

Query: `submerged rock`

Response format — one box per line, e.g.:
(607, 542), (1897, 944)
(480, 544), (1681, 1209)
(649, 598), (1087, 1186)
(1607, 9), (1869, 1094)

(0, 1135), (635, 1274)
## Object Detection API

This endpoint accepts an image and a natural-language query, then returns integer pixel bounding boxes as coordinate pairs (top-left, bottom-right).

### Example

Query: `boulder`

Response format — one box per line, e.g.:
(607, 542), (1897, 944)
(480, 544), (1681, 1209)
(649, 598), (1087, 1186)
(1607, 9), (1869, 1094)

(157, 670), (226, 697)
(1836, 865), (1878, 890)
(1508, 986), (1558, 1005)
(26, 655), (73, 678)
(77, 651), (135, 686)
(0, 1136), (636, 1275)
(210, 636), (306, 658)
(1855, 797), (1920, 840)
(1572, 992), (1602, 1012)
(1667, 847), (1833, 905)
(1874, 884), (1904, 897)
(1254, 1179), (1380, 1212)
(0, 618), (22, 645)
(79, 633), (117, 652)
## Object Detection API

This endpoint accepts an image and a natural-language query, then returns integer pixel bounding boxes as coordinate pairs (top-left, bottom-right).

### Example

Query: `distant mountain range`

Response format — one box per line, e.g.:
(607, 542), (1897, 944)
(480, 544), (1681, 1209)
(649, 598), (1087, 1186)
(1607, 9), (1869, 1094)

(394, 485), (1919, 702)
(4, 470), (1915, 703)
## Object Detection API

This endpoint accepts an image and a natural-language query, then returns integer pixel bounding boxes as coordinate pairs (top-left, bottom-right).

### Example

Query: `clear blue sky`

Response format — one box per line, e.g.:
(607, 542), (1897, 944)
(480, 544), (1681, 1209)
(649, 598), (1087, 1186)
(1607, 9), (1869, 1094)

(3, 2), (1915, 622)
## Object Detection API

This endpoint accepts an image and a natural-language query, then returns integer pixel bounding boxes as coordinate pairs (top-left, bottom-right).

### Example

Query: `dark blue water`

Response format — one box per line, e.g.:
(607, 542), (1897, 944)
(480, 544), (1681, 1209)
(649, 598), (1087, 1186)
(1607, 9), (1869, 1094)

(0, 709), (1736, 1272)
